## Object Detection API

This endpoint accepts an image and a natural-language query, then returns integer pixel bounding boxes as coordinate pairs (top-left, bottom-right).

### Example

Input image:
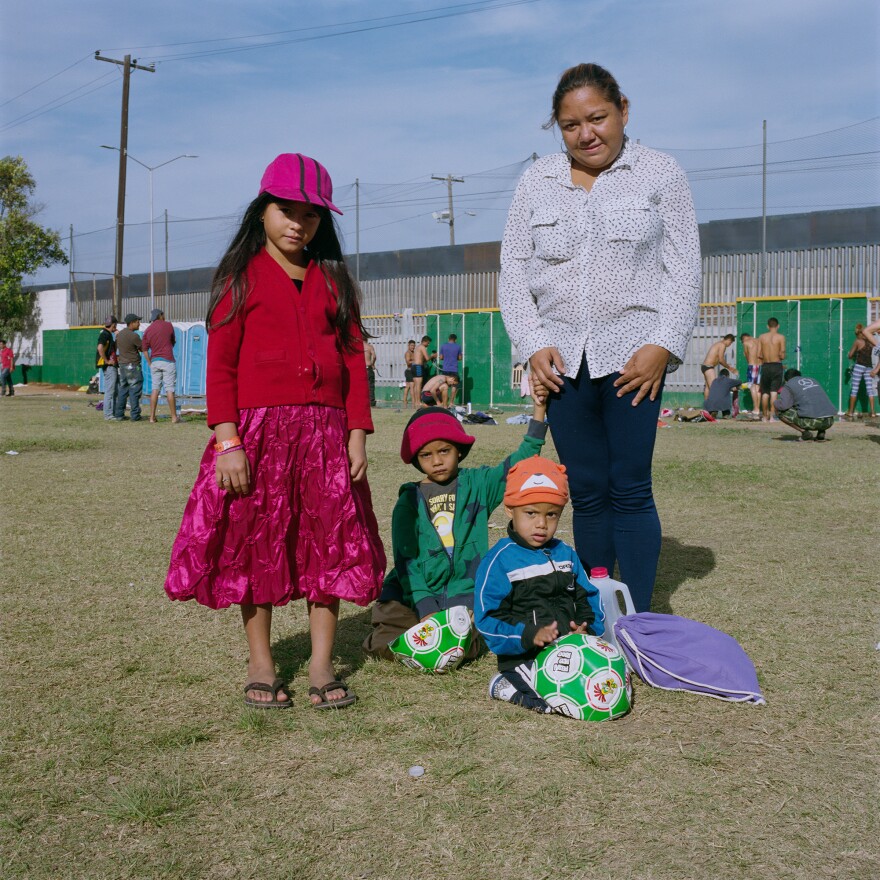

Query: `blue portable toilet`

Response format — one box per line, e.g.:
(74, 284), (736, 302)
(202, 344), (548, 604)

(172, 324), (187, 396)
(185, 325), (208, 395)
(138, 330), (152, 395)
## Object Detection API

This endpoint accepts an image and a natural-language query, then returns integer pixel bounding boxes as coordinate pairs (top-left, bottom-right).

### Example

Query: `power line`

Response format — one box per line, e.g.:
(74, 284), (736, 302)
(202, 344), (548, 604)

(0, 53), (93, 109)
(107, 0), (527, 52)
(134, 0), (542, 63)
(0, 70), (118, 132)
(657, 116), (880, 152)
(2, 1), (543, 135)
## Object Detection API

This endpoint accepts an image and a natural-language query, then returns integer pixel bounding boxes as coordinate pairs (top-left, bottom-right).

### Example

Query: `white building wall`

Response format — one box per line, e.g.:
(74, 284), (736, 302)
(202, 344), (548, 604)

(15, 288), (69, 364)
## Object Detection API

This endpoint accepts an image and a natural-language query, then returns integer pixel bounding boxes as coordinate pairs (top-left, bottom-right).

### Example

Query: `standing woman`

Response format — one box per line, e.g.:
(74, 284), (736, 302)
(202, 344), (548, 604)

(844, 324), (877, 419)
(498, 63), (701, 612)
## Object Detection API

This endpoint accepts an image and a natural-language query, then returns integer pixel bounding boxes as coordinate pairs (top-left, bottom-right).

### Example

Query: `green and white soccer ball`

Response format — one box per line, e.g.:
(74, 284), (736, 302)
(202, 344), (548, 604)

(389, 606), (473, 673)
(533, 633), (631, 721)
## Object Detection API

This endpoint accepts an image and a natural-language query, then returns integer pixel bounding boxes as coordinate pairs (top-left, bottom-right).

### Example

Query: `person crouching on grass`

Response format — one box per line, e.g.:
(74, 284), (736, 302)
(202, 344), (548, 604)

(362, 398), (549, 659)
(474, 456), (605, 713)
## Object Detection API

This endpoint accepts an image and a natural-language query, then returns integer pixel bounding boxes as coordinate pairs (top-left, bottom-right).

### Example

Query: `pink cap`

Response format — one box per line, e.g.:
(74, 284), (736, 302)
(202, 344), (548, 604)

(400, 407), (475, 468)
(590, 567), (609, 578)
(258, 153), (342, 215)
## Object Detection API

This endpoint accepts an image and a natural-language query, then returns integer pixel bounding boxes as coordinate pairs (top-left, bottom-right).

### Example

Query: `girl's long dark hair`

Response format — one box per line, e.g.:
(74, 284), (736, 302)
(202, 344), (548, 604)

(206, 192), (368, 351)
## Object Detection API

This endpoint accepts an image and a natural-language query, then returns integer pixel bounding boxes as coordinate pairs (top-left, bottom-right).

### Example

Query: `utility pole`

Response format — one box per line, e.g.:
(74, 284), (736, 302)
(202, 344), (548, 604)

(95, 51), (155, 318)
(355, 178), (360, 282)
(761, 119), (767, 296)
(69, 225), (76, 323)
(164, 209), (169, 311)
(432, 173), (464, 246)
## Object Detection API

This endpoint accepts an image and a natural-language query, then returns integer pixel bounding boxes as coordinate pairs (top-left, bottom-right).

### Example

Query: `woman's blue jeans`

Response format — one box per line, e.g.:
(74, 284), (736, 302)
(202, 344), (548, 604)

(548, 356), (663, 612)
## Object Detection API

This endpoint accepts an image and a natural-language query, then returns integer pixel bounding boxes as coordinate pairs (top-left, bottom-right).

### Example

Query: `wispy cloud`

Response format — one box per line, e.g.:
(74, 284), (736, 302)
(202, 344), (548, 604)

(4, 0), (878, 284)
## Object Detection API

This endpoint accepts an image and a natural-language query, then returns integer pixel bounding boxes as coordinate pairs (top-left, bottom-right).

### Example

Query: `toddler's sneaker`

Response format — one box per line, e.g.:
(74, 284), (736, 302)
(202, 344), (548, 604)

(488, 672), (552, 713)
(799, 430), (814, 441)
(488, 673), (517, 703)
(815, 430), (827, 441)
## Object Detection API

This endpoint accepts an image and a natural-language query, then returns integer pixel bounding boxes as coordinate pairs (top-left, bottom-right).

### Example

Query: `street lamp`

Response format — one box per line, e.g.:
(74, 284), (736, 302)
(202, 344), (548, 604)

(100, 146), (198, 313)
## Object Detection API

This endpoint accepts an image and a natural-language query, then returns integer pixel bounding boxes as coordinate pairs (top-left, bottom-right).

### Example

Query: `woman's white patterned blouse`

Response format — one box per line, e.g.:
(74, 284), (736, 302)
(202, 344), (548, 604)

(498, 137), (702, 380)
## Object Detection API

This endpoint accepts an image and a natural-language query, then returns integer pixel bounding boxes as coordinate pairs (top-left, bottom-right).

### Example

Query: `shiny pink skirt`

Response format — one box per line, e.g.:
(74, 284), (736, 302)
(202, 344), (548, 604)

(164, 405), (386, 609)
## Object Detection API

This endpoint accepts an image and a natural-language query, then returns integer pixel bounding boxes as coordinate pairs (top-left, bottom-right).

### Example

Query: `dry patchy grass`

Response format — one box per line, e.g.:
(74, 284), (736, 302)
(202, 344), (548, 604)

(1, 391), (878, 879)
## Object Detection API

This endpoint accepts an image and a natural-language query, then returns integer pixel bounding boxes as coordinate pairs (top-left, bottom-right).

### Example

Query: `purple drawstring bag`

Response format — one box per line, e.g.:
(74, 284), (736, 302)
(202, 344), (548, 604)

(613, 612), (765, 704)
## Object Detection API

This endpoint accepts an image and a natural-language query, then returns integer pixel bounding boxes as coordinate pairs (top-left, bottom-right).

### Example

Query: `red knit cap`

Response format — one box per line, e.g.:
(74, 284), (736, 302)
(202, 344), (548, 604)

(400, 407), (475, 466)
(503, 456), (569, 507)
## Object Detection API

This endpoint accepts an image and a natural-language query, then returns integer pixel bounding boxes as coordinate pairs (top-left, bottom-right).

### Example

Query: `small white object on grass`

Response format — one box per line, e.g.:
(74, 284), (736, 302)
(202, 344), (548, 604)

(408, 765), (425, 778)
(5, 450), (19, 455)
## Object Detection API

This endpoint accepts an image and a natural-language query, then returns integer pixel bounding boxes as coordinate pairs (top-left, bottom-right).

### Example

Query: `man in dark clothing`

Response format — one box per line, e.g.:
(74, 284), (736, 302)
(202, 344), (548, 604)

(114, 313), (143, 421)
(774, 369), (836, 441)
(703, 368), (740, 417)
(96, 315), (119, 420)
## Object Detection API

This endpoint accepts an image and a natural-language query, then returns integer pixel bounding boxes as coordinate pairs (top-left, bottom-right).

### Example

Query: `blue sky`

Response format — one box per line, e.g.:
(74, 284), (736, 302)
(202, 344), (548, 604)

(2, 0), (878, 285)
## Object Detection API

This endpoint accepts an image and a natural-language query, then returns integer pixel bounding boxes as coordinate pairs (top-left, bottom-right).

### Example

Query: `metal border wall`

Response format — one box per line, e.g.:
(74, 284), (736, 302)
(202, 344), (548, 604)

(66, 243), (878, 326)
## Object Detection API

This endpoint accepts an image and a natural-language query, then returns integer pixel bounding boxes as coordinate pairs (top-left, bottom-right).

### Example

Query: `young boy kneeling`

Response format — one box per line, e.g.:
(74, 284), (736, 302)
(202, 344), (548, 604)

(474, 456), (605, 712)
(363, 402), (548, 659)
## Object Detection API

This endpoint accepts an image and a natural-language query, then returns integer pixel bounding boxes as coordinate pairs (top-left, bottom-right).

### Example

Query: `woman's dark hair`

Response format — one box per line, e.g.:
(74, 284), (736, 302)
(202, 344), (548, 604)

(206, 192), (368, 350)
(543, 63), (626, 130)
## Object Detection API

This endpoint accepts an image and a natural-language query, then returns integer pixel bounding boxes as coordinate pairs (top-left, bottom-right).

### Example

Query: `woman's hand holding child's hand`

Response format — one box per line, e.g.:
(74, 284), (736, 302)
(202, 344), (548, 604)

(348, 429), (368, 483)
(533, 621), (559, 647)
(529, 347), (565, 393)
(532, 388), (547, 422)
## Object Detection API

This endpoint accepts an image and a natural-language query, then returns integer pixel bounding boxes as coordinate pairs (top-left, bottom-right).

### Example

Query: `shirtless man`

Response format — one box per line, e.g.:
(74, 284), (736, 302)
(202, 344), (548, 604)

(419, 373), (449, 408)
(758, 318), (786, 421)
(364, 340), (377, 407)
(700, 334), (736, 399)
(740, 332), (763, 416)
(412, 335), (433, 404)
(403, 339), (416, 409)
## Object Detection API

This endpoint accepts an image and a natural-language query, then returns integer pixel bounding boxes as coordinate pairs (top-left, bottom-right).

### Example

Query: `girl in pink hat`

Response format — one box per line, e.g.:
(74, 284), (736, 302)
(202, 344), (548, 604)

(164, 154), (385, 710)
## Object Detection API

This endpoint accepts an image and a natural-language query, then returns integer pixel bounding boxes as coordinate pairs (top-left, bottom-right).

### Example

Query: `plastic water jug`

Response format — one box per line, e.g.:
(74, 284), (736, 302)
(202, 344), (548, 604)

(589, 567), (635, 650)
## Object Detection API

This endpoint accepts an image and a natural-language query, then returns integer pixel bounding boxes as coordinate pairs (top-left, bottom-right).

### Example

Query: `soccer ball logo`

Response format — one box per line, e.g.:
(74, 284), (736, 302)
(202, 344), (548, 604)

(390, 606), (473, 673)
(534, 633), (631, 721)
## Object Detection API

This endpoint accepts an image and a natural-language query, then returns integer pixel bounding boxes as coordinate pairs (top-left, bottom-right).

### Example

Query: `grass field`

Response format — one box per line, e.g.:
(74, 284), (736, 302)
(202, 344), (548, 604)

(2, 389), (878, 880)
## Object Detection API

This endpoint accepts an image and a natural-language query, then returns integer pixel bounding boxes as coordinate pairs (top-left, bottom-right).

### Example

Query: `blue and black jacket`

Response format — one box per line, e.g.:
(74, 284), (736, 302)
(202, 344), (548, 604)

(474, 524), (605, 672)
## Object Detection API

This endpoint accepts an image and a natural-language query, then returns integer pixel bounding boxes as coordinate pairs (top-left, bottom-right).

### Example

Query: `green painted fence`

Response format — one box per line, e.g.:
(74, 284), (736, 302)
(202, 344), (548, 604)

(42, 327), (102, 386)
(736, 294), (870, 414)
